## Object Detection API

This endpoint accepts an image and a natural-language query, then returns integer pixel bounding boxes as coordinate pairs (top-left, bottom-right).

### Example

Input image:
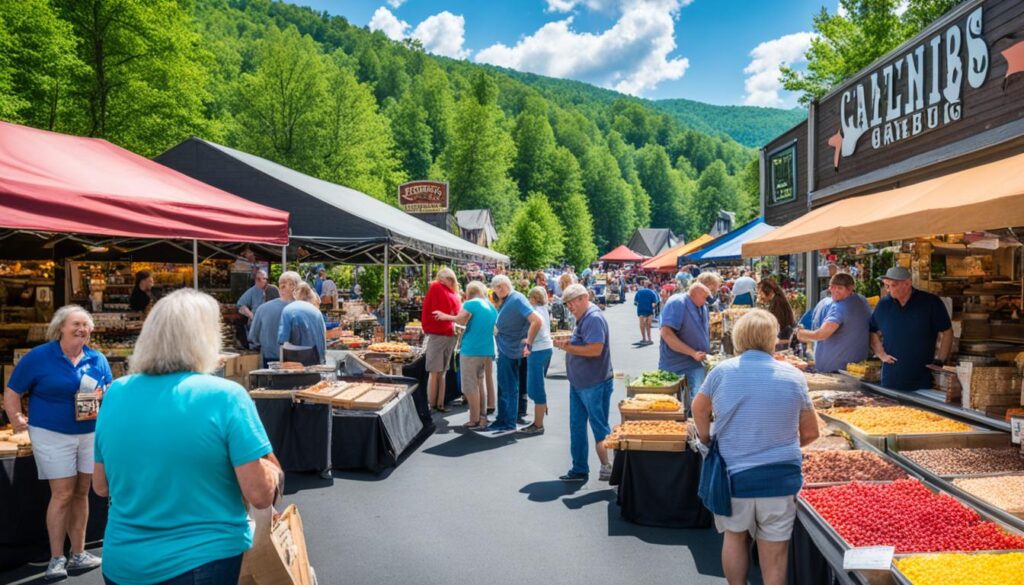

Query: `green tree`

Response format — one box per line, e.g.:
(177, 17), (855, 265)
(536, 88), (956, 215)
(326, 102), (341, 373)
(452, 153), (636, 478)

(440, 72), (518, 227)
(736, 157), (761, 224)
(636, 144), (689, 235)
(581, 145), (636, 251)
(55, 0), (213, 156)
(0, 0), (83, 130)
(782, 0), (962, 104)
(694, 160), (738, 235)
(234, 25), (327, 168)
(415, 61), (455, 160)
(496, 192), (564, 270)
(511, 96), (557, 197)
(386, 90), (433, 180)
(607, 131), (652, 229)
(559, 193), (599, 269)
(316, 56), (406, 202)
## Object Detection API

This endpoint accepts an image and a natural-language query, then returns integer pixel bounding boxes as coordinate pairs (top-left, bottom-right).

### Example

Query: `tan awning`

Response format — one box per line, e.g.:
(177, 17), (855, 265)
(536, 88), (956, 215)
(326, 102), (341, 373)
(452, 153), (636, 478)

(743, 151), (1024, 257)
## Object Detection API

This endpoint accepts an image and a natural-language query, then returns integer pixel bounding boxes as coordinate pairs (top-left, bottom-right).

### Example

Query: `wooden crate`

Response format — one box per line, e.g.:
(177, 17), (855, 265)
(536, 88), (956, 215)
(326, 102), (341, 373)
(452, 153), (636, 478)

(350, 388), (398, 411)
(626, 381), (681, 398)
(619, 438), (687, 452)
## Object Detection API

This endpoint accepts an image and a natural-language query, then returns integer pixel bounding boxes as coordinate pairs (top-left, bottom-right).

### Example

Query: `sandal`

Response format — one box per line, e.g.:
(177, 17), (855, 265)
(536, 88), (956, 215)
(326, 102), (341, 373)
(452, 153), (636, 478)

(463, 420), (480, 428)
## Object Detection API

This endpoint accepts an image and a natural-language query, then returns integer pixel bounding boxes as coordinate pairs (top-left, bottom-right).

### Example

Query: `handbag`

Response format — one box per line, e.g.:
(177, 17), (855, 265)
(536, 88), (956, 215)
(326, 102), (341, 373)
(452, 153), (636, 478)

(698, 436), (732, 516)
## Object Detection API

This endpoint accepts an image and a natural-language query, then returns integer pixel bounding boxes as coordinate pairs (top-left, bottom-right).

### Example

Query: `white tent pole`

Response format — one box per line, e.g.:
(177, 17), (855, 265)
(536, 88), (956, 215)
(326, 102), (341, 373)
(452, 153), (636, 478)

(281, 245), (287, 271)
(192, 240), (199, 289)
(384, 244), (391, 336)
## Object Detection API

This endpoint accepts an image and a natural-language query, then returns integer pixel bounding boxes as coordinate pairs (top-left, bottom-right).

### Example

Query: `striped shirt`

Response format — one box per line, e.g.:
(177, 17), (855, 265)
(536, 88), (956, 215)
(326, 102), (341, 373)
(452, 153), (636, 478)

(698, 350), (812, 475)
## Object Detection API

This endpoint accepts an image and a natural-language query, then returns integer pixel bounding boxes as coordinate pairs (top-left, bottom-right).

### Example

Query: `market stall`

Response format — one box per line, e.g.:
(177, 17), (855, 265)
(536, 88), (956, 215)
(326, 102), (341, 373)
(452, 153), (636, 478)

(639, 234), (713, 273)
(680, 217), (776, 266)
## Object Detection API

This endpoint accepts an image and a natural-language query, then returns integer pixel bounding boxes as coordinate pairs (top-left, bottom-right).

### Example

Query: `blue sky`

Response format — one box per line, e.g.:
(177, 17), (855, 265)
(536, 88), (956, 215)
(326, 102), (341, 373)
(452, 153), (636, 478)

(293, 0), (837, 108)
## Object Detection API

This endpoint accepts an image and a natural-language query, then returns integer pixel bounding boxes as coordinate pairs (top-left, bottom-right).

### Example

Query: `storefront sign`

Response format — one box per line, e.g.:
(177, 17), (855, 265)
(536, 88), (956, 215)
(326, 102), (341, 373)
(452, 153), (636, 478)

(769, 144), (797, 205)
(398, 181), (448, 213)
(830, 6), (989, 168)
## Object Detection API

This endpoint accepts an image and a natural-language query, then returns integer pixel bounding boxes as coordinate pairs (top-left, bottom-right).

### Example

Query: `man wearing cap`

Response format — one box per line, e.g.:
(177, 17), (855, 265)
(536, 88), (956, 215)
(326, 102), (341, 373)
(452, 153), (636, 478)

(869, 267), (953, 391)
(795, 273), (870, 373)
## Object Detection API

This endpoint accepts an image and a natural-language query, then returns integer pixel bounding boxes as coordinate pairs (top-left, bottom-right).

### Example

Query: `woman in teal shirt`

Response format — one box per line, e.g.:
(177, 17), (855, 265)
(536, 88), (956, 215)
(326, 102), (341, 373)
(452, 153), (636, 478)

(433, 281), (497, 429)
(93, 289), (281, 585)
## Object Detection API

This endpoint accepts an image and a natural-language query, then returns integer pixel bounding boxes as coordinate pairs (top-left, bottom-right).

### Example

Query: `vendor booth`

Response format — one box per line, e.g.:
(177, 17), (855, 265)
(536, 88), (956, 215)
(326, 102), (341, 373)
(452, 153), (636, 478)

(0, 121), (290, 569)
(682, 217), (776, 265)
(639, 234), (713, 273)
(738, 1), (1024, 581)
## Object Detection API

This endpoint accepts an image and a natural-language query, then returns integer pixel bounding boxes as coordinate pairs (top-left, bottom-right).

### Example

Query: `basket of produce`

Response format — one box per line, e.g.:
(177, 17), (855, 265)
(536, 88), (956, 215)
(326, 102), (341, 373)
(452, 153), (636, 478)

(626, 370), (681, 396)
(893, 551), (1024, 585)
(619, 394), (685, 421)
(822, 406), (974, 436)
(902, 447), (1024, 478)
(951, 475), (1024, 519)
(843, 360), (882, 382)
(603, 420), (688, 451)
(801, 450), (907, 487)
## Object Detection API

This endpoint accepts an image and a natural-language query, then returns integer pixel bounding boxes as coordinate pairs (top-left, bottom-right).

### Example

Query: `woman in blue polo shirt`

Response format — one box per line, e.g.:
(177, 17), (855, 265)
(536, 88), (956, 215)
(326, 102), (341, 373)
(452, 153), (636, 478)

(3, 305), (111, 579)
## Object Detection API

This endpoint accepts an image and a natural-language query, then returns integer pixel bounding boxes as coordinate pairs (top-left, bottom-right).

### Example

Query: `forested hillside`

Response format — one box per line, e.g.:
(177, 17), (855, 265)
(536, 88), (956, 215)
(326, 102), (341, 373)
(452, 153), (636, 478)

(648, 99), (806, 148)
(0, 0), (777, 269)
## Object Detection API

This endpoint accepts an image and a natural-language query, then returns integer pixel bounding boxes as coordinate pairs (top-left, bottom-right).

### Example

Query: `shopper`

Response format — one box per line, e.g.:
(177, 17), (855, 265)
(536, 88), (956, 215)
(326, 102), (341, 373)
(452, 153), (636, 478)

(432, 281), (495, 428)
(248, 271), (298, 368)
(731, 270), (757, 306)
(553, 284), (613, 482)
(237, 270), (280, 331)
(129, 270), (154, 312)
(869, 267), (953, 390)
(691, 309), (819, 585)
(3, 305), (110, 579)
(319, 268), (338, 309)
(491, 275), (542, 432)
(756, 278), (796, 341)
(659, 282), (713, 406)
(93, 289), (281, 585)
(796, 273), (871, 372)
(277, 282), (327, 364)
(520, 287), (553, 435)
(634, 278), (660, 345)
(422, 267), (462, 412)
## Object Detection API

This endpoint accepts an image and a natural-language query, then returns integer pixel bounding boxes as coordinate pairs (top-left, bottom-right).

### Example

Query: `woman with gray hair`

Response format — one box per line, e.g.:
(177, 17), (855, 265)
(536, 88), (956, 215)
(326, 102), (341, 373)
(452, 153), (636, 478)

(692, 309), (819, 585)
(3, 305), (111, 578)
(92, 289), (280, 585)
(432, 281), (497, 428)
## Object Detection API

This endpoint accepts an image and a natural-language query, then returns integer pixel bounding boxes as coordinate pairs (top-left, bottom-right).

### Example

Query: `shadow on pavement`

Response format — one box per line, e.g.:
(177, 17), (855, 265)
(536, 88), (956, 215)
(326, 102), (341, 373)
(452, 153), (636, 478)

(519, 480), (585, 502)
(421, 429), (517, 458)
(562, 488), (615, 509)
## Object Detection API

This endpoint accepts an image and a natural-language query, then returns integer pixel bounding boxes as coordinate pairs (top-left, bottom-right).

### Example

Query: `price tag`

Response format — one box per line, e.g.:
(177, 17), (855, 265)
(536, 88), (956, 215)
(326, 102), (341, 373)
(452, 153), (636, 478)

(1011, 417), (1023, 445)
(842, 546), (895, 571)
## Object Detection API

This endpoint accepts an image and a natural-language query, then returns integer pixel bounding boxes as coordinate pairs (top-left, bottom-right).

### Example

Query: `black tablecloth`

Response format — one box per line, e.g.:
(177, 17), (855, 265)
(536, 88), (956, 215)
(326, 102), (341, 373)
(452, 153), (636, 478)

(609, 448), (713, 529)
(255, 389), (425, 475)
(254, 399), (333, 473)
(787, 515), (836, 585)
(0, 455), (108, 570)
(402, 353), (459, 426)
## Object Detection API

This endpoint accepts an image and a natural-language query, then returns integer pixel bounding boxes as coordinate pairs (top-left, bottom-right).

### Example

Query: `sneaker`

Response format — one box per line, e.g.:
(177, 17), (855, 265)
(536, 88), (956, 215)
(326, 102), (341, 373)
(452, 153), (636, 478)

(559, 471), (588, 482)
(599, 464), (613, 481)
(67, 551), (102, 571)
(516, 416), (529, 425)
(517, 424), (545, 435)
(44, 556), (67, 581)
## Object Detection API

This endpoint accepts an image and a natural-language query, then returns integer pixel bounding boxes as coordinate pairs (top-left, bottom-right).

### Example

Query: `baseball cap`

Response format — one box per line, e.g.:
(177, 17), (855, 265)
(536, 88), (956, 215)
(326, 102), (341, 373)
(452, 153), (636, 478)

(878, 266), (911, 281)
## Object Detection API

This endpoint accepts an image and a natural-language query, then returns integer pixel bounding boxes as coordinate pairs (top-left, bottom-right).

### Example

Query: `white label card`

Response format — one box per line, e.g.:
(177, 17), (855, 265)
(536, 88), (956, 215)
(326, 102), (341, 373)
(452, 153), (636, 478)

(79, 373), (99, 394)
(843, 546), (895, 571)
(1011, 417), (1023, 445)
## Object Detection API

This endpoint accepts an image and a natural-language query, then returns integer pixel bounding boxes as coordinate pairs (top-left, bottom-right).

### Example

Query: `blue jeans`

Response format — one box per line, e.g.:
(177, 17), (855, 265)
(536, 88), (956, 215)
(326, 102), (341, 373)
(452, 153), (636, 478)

(104, 554), (243, 585)
(526, 348), (552, 405)
(678, 364), (706, 412)
(568, 378), (614, 475)
(495, 354), (522, 429)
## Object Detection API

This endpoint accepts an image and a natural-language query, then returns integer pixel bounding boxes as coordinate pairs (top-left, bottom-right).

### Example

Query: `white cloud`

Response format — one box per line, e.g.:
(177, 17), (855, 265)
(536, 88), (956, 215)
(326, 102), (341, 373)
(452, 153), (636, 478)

(742, 31), (816, 107)
(476, 0), (691, 96)
(369, 6), (409, 41)
(369, 7), (470, 59)
(411, 11), (470, 59)
(387, 0), (406, 7)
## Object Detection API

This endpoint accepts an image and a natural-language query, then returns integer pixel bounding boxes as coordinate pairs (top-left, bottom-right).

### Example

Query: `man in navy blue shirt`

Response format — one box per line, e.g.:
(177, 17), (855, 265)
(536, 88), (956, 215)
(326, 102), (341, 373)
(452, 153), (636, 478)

(634, 278), (660, 345)
(869, 267), (953, 391)
(660, 281), (713, 405)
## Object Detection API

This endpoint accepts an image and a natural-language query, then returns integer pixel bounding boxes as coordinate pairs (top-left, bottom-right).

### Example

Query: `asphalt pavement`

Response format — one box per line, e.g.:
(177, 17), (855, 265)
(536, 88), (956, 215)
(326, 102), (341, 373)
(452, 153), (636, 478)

(2, 292), (764, 585)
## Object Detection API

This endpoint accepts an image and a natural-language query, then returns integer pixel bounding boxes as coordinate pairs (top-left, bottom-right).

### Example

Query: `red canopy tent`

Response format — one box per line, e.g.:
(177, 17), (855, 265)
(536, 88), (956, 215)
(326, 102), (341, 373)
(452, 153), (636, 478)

(599, 245), (648, 263)
(0, 121), (289, 245)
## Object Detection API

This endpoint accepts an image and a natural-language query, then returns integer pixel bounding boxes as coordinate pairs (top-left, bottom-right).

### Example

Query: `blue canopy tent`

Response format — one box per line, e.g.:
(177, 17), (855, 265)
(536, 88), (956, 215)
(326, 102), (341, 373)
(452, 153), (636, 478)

(680, 218), (776, 264)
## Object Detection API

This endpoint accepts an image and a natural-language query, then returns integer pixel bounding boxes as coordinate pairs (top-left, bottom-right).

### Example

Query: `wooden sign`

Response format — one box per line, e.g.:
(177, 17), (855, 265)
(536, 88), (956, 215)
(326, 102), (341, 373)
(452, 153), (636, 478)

(398, 181), (448, 213)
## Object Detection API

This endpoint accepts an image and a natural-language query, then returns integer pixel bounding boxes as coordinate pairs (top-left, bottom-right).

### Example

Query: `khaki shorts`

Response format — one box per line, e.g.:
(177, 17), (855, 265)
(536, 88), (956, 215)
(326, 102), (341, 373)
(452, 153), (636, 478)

(460, 355), (490, 395)
(424, 334), (457, 373)
(714, 495), (797, 541)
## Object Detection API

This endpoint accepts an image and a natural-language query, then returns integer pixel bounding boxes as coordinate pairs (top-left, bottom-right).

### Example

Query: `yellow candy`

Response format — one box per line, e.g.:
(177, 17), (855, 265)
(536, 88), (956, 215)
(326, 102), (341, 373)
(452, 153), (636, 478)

(896, 552), (1024, 585)
(824, 406), (972, 434)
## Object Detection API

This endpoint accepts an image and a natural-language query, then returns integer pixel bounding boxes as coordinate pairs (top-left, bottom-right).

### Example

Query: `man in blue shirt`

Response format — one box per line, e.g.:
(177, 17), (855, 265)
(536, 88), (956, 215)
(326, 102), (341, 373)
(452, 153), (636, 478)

(236, 271), (279, 337)
(869, 267), (953, 391)
(553, 284), (613, 482)
(796, 273), (870, 372)
(249, 271), (298, 368)
(634, 278), (660, 345)
(491, 275), (542, 432)
(660, 282), (712, 405)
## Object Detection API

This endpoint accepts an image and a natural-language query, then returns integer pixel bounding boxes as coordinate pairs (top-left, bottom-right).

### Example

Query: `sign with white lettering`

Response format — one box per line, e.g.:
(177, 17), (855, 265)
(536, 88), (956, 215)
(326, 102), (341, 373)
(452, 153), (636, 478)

(398, 181), (448, 213)
(828, 6), (989, 169)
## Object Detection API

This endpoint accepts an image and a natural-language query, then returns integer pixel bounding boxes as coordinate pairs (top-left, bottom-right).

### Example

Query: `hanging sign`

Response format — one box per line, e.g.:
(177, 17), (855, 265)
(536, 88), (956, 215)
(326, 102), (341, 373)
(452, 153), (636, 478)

(398, 181), (448, 213)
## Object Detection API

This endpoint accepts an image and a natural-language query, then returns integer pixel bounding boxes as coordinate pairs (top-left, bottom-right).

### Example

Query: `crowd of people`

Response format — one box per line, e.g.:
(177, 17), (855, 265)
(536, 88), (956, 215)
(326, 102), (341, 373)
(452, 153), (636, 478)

(0, 252), (956, 585)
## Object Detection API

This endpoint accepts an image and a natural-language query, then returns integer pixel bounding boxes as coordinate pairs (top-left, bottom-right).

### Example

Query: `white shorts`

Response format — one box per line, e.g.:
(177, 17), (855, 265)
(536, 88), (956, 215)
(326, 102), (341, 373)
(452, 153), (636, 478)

(714, 495), (797, 541)
(28, 426), (95, 480)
